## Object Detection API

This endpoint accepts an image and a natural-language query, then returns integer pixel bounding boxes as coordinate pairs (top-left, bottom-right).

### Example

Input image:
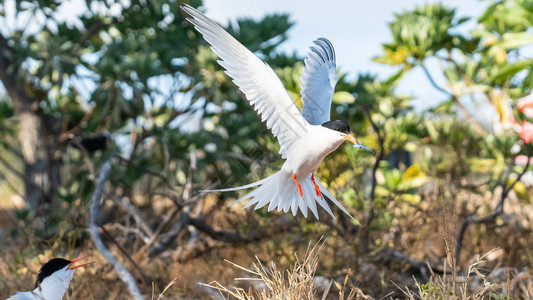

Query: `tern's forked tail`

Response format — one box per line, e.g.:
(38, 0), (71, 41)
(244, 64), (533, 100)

(208, 170), (356, 220)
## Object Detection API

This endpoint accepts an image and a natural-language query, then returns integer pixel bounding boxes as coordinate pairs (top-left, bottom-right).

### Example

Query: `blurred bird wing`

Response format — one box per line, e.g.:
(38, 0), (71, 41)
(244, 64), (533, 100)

(182, 5), (310, 158)
(300, 38), (339, 125)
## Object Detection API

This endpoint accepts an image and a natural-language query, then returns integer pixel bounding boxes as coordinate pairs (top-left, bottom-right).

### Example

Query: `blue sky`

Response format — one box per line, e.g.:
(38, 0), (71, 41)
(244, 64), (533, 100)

(204, 0), (488, 110)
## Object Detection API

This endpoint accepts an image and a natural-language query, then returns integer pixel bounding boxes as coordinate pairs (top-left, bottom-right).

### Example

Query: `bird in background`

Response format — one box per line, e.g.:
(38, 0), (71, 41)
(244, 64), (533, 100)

(182, 5), (373, 220)
(7, 255), (94, 300)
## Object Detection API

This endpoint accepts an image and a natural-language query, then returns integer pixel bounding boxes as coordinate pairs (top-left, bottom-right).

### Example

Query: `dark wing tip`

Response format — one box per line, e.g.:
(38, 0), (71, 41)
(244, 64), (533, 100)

(313, 38), (336, 62)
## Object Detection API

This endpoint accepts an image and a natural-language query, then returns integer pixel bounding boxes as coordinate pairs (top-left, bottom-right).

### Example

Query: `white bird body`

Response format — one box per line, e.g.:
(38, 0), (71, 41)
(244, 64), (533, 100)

(283, 125), (345, 178)
(182, 5), (372, 220)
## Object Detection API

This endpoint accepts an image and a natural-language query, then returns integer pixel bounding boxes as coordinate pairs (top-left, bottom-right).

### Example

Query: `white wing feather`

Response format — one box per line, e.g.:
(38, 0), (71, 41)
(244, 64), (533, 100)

(300, 38), (339, 125)
(182, 5), (309, 158)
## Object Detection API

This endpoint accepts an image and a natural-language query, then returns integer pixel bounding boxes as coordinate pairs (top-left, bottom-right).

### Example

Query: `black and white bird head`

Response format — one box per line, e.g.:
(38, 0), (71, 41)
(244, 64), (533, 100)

(8, 255), (93, 300)
(322, 120), (373, 153)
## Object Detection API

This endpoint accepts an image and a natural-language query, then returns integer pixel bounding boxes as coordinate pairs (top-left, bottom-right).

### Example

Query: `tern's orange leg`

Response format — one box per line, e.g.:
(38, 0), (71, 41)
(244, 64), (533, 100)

(311, 174), (321, 196)
(292, 174), (303, 197)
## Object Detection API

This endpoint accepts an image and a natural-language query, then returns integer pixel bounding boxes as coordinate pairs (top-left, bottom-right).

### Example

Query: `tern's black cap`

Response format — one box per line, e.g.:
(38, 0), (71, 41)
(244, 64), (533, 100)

(35, 258), (71, 287)
(322, 120), (350, 134)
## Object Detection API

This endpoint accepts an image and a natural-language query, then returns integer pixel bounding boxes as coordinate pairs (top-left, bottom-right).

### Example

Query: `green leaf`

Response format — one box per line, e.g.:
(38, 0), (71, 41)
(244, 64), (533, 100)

(372, 45), (409, 65)
(478, 2), (499, 23)
(383, 168), (402, 190)
(384, 67), (410, 86)
(492, 59), (533, 83)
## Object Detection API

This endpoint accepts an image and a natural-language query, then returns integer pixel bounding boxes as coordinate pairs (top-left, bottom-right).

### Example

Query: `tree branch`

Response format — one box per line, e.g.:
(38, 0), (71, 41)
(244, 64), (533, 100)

(88, 160), (143, 300)
(175, 215), (299, 262)
(360, 105), (385, 253)
(421, 63), (450, 96)
(420, 63), (485, 134)
(455, 146), (531, 264)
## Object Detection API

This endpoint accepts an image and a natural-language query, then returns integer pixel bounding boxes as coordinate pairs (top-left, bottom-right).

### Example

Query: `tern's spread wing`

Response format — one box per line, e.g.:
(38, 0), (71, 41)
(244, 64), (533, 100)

(182, 5), (309, 158)
(300, 38), (339, 126)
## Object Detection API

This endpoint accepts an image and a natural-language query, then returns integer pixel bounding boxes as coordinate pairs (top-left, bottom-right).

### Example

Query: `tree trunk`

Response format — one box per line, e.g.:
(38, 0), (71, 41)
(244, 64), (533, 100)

(0, 34), (61, 212)
(18, 111), (60, 211)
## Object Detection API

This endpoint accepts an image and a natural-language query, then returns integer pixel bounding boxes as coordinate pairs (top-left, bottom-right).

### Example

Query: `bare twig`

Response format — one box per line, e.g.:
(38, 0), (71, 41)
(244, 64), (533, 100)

(106, 223), (150, 244)
(374, 248), (433, 281)
(455, 146), (531, 264)
(108, 194), (154, 238)
(98, 223), (148, 288)
(171, 216), (298, 262)
(420, 63), (484, 134)
(148, 216), (187, 257)
(88, 160), (143, 300)
(360, 105), (385, 253)
(147, 188), (214, 256)
(58, 110), (94, 143)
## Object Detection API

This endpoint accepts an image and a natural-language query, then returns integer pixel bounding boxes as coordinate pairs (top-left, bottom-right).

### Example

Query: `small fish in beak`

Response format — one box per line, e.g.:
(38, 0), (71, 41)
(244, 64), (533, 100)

(341, 133), (374, 154)
(353, 143), (374, 153)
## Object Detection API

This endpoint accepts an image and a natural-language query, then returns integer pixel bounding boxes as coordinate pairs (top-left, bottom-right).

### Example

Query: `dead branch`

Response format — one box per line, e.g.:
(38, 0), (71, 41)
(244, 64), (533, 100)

(455, 146), (531, 265)
(88, 160), (143, 300)
(420, 63), (485, 134)
(149, 216), (188, 257)
(106, 223), (151, 244)
(174, 215), (299, 262)
(98, 223), (148, 288)
(373, 248), (433, 281)
(108, 194), (154, 238)
(360, 105), (385, 253)
(175, 237), (226, 262)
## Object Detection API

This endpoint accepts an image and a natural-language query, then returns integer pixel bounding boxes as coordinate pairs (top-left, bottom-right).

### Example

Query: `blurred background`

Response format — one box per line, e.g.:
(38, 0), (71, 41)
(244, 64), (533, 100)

(0, 0), (532, 298)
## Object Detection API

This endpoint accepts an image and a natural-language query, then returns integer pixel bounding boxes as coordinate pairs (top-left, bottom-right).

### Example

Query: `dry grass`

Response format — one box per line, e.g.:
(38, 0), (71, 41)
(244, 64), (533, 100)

(396, 250), (512, 300)
(200, 240), (531, 300)
(152, 277), (177, 300)
(199, 240), (367, 300)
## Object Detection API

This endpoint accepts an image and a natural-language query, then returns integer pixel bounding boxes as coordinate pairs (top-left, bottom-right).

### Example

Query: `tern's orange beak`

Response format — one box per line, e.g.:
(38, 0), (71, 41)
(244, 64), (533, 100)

(341, 133), (357, 145)
(67, 254), (94, 270)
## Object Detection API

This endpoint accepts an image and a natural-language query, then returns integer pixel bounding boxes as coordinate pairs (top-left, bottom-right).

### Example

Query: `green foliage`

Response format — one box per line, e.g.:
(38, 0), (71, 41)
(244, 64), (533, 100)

(374, 3), (462, 63)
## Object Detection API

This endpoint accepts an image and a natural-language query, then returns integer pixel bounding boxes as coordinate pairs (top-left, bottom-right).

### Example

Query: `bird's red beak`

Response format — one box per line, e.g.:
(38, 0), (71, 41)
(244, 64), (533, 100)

(341, 133), (358, 144)
(67, 254), (94, 270)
